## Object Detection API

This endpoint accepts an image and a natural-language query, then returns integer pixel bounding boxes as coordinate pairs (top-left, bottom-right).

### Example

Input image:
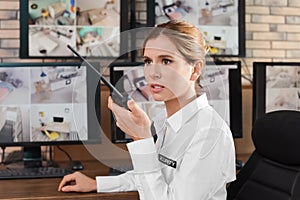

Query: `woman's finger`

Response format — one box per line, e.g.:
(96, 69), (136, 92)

(58, 173), (76, 191)
(127, 100), (142, 117)
(107, 96), (113, 110)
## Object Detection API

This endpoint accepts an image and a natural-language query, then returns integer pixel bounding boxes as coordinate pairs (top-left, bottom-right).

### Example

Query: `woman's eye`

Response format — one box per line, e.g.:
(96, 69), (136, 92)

(144, 59), (152, 65)
(162, 59), (172, 65)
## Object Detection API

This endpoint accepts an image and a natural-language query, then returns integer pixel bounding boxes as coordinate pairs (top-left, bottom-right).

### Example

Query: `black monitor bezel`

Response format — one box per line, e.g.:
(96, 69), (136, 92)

(109, 60), (242, 143)
(0, 62), (101, 147)
(19, 0), (129, 59)
(253, 62), (300, 123)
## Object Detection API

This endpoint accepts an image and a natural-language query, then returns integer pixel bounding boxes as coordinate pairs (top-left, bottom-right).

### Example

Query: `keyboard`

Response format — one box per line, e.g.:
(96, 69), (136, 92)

(0, 167), (72, 179)
(3, 150), (23, 164)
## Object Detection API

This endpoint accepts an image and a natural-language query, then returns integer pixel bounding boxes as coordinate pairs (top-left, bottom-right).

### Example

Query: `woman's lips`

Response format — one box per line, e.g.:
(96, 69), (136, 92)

(150, 84), (165, 93)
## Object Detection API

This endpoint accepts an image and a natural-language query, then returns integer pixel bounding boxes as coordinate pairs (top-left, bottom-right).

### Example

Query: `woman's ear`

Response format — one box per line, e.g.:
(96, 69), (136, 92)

(190, 61), (203, 81)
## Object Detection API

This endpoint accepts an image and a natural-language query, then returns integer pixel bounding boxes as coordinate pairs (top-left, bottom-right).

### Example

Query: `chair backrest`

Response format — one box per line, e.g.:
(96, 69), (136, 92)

(227, 110), (300, 200)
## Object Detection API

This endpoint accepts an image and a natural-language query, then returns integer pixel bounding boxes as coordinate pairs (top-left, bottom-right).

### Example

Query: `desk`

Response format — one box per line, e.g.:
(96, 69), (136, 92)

(0, 160), (139, 200)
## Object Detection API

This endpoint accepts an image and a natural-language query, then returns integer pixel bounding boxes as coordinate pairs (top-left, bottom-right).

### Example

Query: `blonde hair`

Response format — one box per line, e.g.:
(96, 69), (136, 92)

(142, 20), (207, 65)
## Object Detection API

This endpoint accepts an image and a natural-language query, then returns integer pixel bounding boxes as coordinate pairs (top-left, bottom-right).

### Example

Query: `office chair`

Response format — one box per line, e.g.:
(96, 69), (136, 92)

(227, 110), (300, 200)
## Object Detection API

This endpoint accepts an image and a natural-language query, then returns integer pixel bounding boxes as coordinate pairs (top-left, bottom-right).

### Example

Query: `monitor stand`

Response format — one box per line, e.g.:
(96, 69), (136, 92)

(23, 146), (58, 168)
(23, 146), (43, 168)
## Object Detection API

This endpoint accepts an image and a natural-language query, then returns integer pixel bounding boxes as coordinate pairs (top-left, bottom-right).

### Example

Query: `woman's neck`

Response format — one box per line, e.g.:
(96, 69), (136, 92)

(165, 92), (197, 118)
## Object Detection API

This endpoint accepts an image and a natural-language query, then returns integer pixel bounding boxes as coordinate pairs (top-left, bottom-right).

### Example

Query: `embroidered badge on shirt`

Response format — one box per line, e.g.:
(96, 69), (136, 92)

(158, 154), (177, 169)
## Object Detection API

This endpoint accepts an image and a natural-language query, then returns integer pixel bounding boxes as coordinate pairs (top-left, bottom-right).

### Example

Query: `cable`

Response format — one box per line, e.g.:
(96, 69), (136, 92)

(56, 146), (84, 170)
(212, 57), (253, 85)
(56, 146), (73, 162)
(240, 58), (253, 85)
(241, 74), (253, 84)
(242, 58), (251, 76)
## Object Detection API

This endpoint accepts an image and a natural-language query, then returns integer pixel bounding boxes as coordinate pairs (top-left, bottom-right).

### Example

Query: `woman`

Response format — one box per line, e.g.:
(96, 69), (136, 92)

(58, 20), (236, 199)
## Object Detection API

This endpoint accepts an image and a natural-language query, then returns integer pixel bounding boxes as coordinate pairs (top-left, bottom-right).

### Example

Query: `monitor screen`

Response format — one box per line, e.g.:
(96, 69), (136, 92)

(200, 61), (242, 138)
(253, 62), (300, 122)
(147, 0), (245, 57)
(0, 62), (101, 147)
(20, 0), (129, 58)
(110, 62), (161, 143)
(110, 61), (242, 143)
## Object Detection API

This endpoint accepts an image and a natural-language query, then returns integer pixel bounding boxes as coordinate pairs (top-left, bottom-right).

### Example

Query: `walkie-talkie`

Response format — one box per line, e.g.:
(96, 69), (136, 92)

(67, 45), (131, 109)
(67, 45), (157, 137)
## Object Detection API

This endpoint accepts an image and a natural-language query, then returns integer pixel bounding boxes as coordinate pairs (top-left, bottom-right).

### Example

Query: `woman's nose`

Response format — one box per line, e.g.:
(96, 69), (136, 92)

(145, 63), (163, 81)
(148, 64), (162, 80)
(149, 72), (161, 80)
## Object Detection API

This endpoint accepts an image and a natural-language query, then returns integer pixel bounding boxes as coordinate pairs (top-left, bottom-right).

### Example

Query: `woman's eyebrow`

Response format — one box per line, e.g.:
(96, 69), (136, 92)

(143, 55), (174, 60)
(143, 56), (151, 60)
(143, 55), (174, 59)
(158, 55), (174, 59)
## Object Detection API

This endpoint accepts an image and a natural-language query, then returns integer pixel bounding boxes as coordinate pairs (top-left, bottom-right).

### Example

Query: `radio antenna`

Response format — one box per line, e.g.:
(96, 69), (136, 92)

(67, 45), (124, 100)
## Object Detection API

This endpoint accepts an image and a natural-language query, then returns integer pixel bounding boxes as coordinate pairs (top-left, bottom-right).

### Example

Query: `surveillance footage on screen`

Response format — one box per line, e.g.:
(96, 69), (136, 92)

(0, 66), (88, 143)
(154, 0), (240, 56)
(26, 0), (121, 57)
(265, 65), (300, 112)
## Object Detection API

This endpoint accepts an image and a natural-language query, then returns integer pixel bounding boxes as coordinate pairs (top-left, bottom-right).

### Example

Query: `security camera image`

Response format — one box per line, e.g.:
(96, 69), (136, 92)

(0, 65), (88, 143)
(155, 0), (239, 55)
(29, 26), (76, 57)
(266, 65), (300, 113)
(25, 0), (121, 57)
(30, 66), (87, 104)
(0, 67), (30, 105)
(28, 0), (75, 26)
(0, 106), (30, 143)
(30, 104), (87, 142)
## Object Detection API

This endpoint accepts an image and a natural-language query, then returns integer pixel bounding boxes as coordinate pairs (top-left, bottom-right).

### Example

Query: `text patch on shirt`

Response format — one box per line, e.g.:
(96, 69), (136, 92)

(158, 154), (177, 169)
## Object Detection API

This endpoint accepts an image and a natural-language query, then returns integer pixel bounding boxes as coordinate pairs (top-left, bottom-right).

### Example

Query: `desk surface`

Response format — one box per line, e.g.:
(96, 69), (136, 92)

(0, 160), (139, 200)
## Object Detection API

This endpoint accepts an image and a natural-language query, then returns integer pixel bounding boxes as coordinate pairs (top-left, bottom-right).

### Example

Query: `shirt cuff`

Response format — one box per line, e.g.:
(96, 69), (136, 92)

(126, 137), (160, 173)
(96, 176), (121, 192)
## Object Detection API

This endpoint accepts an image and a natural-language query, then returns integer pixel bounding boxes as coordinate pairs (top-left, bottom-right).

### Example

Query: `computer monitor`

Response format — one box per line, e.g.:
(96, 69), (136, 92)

(146, 0), (246, 57)
(109, 62), (150, 143)
(200, 61), (242, 138)
(109, 61), (242, 143)
(20, 0), (129, 58)
(0, 62), (101, 167)
(253, 62), (300, 123)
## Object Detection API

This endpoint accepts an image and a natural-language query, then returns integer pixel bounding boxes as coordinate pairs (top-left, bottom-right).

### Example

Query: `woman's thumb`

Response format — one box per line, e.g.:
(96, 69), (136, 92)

(127, 100), (141, 115)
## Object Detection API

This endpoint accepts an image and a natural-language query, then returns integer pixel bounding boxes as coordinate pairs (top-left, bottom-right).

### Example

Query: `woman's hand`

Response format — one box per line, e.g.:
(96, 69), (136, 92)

(58, 172), (97, 193)
(108, 96), (152, 140)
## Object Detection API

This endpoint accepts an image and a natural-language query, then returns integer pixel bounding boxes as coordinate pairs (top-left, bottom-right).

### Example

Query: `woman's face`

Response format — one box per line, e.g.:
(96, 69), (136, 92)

(143, 34), (197, 102)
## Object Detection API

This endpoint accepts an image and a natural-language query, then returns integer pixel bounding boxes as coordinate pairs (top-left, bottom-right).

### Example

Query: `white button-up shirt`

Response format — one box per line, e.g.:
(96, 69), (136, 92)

(96, 94), (236, 200)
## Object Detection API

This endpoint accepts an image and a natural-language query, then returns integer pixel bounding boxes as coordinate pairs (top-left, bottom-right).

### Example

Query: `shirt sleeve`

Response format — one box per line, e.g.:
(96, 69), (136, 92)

(95, 137), (158, 193)
(96, 170), (137, 192)
(126, 137), (169, 200)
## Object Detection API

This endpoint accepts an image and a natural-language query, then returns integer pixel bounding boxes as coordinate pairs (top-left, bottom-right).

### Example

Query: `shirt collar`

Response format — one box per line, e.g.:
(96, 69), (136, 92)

(166, 93), (209, 133)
